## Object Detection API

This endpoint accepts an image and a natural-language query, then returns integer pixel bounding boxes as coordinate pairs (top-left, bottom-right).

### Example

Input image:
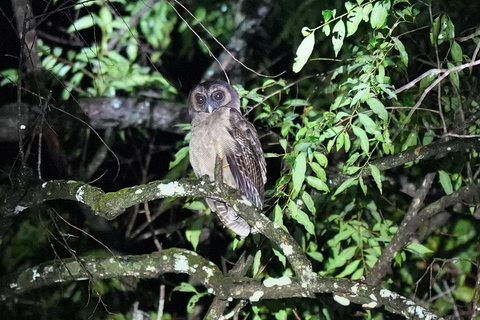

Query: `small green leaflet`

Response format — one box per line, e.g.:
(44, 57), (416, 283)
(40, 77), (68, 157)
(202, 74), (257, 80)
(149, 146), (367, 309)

(369, 164), (382, 194)
(358, 113), (377, 134)
(301, 191), (316, 215)
(334, 177), (357, 196)
(172, 282), (198, 294)
(336, 259), (361, 278)
(334, 246), (357, 268)
(332, 20), (346, 57)
(68, 14), (97, 33)
(186, 218), (203, 251)
(405, 242), (433, 255)
(169, 146), (189, 169)
(438, 170), (453, 195)
(451, 41), (463, 63)
(370, 0), (390, 29)
(447, 62), (460, 89)
(307, 251), (324, 263)
(430, 14), (455, 45)
(187, 292), (208, 314)
(306, 176), (329, 192)
(289, 200), (315, 235)
(366, 98), (388, 120)
(351, 125), (369, 154)
(392, 37), (408, 67)
(293, 29), (315, 73)
(292, 152), (307, 195)
(346, 7), (364, 37)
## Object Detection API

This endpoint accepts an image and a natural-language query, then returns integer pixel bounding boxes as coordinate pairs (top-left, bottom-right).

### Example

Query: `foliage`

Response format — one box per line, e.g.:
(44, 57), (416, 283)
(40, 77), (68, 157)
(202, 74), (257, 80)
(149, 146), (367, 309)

(1, 0), (480, 319)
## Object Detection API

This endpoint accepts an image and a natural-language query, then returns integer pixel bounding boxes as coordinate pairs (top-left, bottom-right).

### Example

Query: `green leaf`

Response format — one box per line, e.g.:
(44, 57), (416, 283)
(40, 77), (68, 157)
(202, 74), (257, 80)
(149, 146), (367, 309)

(68, 14), (97, 33)
(332, 20), (346, 57)
(343, 131), (351, 152)
(351, 125), (369, 154)
(184, 201), (207, 211)
(336, 131), (344, 151)
(405, 242), (433, 255)
(346, 7), (363, 37)
(99, 7), (113, 25)
(358, 113), (377, 134)
(401, 132), (418, 151)
(289, 201), (315, 235)
(169, 146), (189, 169)
(314, 152), (328, 167)
(292, 152), (307, 195)
(186, 218), (203, 251)
(301, 191), (316, 215)
(351, 267), (364, 280)
(359, 175), (367, 195)
(447, 62), (460, 89)
(351, 87), (370, 105)
(334, 246), (357, 268)
(309, 162), (326, 181)
(334, 227), (355, 243)
(451, 41), (463, 63)
(337, 259), (361, 277)
(438, 170), (453, 195)
(369, 164), (383, 194)
(307, 251), (324, 263)
(322, 9), (335, 23)
(172, 282), (198, 294)
(366, 98), (388, 120)
(392, 37), (408, 67)
(272, 246), (287, 267)
(187, 292), (207, 314)
(322, 24), (331, 37)
(293, 31), (315, 73)
(306, 176), (330, 192)
(370, 0), (390, 29)
(0, 69), (18, 86)
(334, 177), (357, 196)
(431, 14), (455, 45)
(453, 286), (475, 303)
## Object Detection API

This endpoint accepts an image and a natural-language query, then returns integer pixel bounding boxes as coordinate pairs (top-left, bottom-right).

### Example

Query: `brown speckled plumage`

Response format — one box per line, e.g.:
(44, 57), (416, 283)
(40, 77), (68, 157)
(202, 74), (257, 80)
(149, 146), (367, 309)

(188, 80), (266, 237)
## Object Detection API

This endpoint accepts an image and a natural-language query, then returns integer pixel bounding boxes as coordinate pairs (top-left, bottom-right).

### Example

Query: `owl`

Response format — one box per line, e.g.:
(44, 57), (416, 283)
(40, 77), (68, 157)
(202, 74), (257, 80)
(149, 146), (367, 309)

(188, 80), (267, 238)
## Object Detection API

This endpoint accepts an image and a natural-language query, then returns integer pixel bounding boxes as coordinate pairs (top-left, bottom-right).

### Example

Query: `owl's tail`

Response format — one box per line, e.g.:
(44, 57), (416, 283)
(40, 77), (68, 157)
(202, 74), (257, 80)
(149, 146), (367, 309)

(205, 198), (255, 238)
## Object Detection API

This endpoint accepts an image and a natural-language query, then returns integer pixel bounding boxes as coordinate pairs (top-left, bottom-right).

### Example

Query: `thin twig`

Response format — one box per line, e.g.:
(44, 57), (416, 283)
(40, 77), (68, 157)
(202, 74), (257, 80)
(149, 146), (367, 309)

(156, 284), (165, 320)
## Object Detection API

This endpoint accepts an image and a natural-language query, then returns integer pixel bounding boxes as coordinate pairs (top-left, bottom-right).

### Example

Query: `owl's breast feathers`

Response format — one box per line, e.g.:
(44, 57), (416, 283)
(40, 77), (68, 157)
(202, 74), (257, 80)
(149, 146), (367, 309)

(190, 107), (266, 209)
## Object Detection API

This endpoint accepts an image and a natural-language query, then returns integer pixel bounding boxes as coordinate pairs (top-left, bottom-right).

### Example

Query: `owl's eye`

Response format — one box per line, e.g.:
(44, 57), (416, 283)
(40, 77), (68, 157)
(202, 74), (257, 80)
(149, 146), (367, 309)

(195, 94), (206, 105)
(212, 90), (224, 101)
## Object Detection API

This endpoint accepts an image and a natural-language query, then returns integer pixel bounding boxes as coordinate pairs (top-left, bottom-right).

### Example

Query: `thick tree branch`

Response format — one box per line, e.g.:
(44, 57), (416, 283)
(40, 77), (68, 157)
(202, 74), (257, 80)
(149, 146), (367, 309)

(1, 177), (315, 288)
(0, 248), (445, 320)
(0, 98), (190, 142)
(328, 137), (480, 189)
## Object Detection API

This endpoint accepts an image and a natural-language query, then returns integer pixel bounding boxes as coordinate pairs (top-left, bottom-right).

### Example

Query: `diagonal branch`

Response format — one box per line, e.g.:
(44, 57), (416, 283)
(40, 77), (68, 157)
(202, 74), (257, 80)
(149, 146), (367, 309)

(0, 176), (314, 289)
(328, 137), (480, 189)
(366, 172), (436, 286)
(366, 181), (480, 286)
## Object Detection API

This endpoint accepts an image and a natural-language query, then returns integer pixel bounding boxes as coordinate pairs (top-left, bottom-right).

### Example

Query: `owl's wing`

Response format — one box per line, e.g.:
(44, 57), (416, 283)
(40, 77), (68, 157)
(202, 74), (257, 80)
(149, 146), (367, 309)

(225, 108), (267, 209)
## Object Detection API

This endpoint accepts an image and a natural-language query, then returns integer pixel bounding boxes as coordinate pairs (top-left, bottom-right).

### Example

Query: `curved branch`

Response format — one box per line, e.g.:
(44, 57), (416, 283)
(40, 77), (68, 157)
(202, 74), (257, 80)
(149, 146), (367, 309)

(0, 249), (445, 320)
(1, 177), (315, 289)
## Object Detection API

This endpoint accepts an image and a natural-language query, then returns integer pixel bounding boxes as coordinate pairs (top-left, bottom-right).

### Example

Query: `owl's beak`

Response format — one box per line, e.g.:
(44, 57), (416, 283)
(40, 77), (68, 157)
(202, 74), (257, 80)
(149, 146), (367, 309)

(207, 102), (216, 114)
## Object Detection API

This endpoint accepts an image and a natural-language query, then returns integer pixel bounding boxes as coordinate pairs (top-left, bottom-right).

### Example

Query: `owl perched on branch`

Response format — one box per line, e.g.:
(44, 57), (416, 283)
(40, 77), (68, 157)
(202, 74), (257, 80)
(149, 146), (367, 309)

(188, 80), (267, 238)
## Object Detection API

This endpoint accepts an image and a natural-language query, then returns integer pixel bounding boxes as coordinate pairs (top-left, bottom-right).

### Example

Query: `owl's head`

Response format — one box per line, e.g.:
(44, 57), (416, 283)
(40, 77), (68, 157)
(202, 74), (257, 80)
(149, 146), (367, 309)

(188, 80), (240, 115)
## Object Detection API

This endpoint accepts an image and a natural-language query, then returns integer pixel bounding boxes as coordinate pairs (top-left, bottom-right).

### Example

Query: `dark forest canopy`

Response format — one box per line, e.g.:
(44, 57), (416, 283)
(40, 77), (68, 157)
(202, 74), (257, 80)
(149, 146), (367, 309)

(1, 0), (480, 319)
